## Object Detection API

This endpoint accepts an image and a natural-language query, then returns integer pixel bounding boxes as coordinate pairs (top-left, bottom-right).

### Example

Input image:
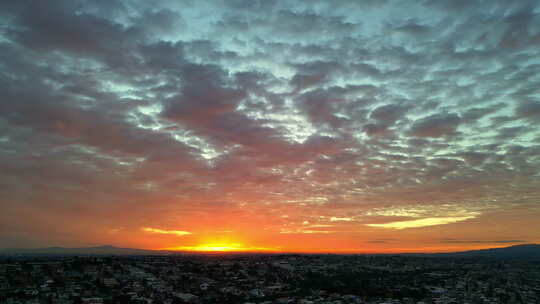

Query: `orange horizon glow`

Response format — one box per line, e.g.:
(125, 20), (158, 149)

(149, 240), (522, 254)
(133, 220), (539, 255)
(162, 242), (281, 252)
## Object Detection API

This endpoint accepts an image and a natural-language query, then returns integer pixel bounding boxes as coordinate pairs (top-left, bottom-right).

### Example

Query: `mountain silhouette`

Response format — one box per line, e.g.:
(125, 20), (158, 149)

(0, 244), (538, 258)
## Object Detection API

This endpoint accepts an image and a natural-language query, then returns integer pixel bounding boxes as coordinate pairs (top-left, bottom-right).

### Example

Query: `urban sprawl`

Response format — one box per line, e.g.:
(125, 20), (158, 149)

(1, 254), (539, 304)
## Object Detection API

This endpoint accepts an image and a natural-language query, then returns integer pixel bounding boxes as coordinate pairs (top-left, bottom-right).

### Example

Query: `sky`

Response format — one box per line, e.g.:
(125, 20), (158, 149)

(0, 0), (539, 253)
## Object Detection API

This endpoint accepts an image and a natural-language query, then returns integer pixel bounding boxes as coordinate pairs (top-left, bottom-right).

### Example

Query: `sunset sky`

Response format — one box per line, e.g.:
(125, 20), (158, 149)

(1, 0), (539, 253)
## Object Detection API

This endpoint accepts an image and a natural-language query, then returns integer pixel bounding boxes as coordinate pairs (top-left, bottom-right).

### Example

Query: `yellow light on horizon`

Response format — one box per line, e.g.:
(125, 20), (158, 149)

(163, 242), (279, 252)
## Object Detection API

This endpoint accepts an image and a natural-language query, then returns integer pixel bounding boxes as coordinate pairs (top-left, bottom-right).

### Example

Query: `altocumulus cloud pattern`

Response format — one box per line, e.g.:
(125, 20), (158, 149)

(0, 0), (539, 252)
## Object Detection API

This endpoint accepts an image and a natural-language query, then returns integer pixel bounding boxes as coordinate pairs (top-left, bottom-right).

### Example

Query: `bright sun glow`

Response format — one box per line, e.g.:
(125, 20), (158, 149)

(164, 243), (279, 252)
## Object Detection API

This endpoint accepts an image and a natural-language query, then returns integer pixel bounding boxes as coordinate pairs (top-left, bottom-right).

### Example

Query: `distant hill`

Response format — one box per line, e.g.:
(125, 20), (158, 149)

(438, 244), (540, 259)
(407, 244), (540, 260)
(1, 244), (539, 258)
(0, 245), (168, 256)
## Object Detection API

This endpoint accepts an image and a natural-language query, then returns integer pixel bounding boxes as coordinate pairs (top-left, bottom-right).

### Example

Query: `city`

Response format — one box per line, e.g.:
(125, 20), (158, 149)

(1, 253), (539, 304)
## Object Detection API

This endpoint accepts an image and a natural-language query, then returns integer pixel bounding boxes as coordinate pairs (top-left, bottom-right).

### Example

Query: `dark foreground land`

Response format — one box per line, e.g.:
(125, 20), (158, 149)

(1, 254), (539, 304)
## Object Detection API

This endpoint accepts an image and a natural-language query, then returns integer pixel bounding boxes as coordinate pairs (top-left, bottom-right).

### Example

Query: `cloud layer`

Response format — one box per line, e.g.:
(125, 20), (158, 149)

(0, 0), (539, 251)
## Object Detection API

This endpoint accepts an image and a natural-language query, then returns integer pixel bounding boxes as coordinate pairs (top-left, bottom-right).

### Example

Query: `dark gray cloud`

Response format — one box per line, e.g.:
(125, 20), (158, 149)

(370, 104), (410, 127)
(363, 123), (390, 137)
(515, 100), (540, 122)
(409, 113), (461, 138)
(4, 1), (141, 67)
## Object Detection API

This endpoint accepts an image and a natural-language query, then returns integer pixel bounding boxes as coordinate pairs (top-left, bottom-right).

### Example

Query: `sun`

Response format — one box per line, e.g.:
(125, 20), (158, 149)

(164, 242), (279, 252)
(187, 243), (246, 252)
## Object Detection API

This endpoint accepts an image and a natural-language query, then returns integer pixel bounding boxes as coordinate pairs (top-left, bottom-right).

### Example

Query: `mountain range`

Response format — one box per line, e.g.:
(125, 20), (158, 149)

(421, 244), (540, 260)
(1, 244), (539, 259)
(0, 245), (167, 256)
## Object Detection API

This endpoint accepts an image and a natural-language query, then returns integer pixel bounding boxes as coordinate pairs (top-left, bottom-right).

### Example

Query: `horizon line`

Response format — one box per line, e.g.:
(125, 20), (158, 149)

(1, 243), (538, 255)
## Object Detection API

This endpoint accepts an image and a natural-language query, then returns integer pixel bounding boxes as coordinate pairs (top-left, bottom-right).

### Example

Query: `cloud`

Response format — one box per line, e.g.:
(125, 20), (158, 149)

(0, 0), (539, 250)
(515, 100), (540, 122)
(4, 0), (141, 65)
(280, 229), (335, 234)
(330, 217), (354, 222)
(363, 203), (492, 230)
(366, 216), (476, 230)
(370, 104), (410, 124)
(366, 239), (396, 244)
(363, 123), (389, 137)
(392, 20), (431, 36)
(365, 204), (485, 218)
(409, 113), (461, 138)
(440, 239), (527, 244)
(141, 227), (191, 236)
